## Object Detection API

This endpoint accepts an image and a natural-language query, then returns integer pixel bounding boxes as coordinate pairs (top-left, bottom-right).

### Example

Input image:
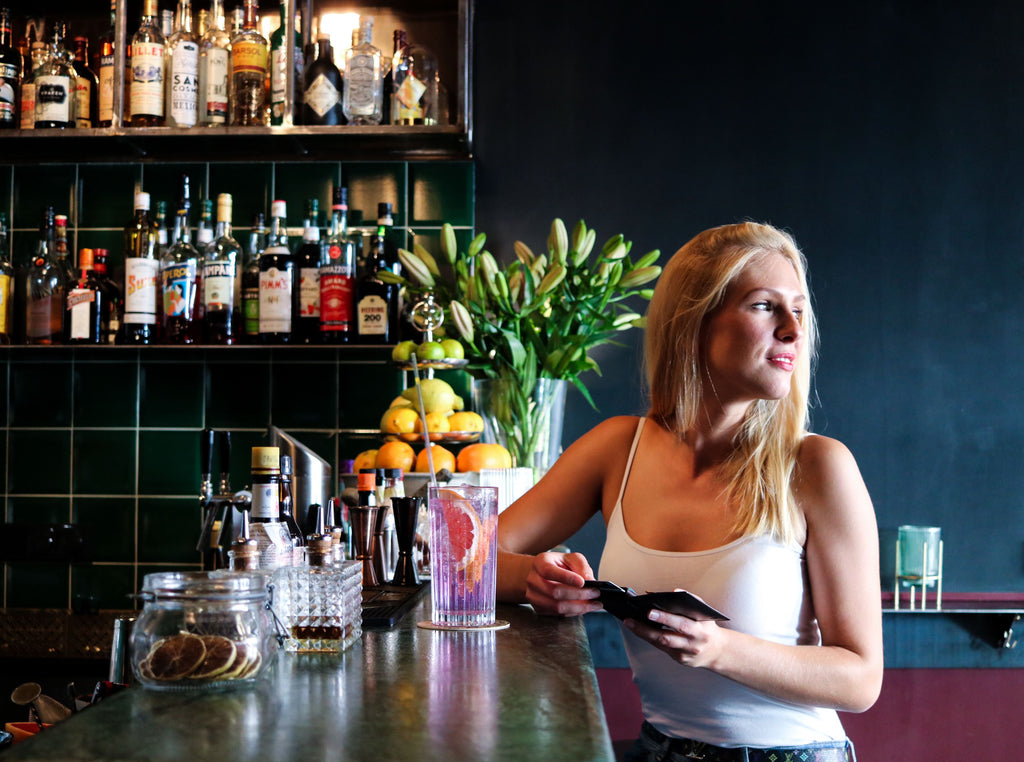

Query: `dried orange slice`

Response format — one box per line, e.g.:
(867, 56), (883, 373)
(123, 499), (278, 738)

(190, 635), (238, 679)
(146, 634), (207, 681)
(237, 648), (262, 679)
(219, 641), (253, 679)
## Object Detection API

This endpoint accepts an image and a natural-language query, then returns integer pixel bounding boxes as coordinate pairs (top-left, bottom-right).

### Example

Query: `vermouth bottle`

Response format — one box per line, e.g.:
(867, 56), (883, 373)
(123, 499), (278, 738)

(202, 193), (241, 344)
(0, 7), (21, 129)
(34, 20), (76, 129)
(293, 198), (322, 344)
(258, 200), (294, 343)
(197, 0), (230, 125)
(120, 191), (160, 344)
(160, 174), (199, 344)
(342, 16), (382, 125)
(26, 206), (67, 344)
(165, 0), (199, 128)
(320, 186), (356, 343)
(242, 211), (265, 343)
(130, 0), (166, 126)
(229, 0), (268, 126)
(97, 0), (116, 126)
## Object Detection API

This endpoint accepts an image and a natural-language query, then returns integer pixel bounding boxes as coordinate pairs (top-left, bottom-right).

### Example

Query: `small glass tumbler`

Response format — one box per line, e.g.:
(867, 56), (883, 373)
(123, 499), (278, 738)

(896, 525), (942, 609)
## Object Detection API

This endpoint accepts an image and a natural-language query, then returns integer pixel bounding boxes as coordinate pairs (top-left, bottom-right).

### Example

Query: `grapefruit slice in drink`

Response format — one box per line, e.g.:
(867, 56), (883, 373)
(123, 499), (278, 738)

(438, 488), (482, 575)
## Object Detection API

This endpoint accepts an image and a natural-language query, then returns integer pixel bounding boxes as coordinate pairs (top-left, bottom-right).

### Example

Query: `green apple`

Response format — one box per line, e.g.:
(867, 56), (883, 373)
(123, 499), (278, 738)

(416, 341), (446, 361)
(391, 340), (417, 362)
(440, 338), (465, 359)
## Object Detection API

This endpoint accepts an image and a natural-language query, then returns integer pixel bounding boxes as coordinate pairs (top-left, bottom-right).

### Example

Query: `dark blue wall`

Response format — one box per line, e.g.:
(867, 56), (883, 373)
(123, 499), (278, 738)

(473, 1), (1024, 591)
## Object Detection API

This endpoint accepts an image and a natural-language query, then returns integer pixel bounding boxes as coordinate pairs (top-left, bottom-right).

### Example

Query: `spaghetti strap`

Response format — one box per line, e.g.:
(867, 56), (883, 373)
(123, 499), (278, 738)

(612, 418), (646, 516)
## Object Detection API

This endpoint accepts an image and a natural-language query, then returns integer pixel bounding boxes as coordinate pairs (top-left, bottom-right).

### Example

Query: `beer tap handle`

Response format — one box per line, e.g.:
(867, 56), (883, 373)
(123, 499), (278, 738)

(217, 430), (232, 494)
(199, 428), (215, 500)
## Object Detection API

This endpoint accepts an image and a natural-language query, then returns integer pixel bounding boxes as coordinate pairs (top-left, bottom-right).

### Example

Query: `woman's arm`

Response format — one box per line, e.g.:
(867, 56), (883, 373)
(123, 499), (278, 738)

(624, 434), (884, 712)
(496, 415), (640, 615)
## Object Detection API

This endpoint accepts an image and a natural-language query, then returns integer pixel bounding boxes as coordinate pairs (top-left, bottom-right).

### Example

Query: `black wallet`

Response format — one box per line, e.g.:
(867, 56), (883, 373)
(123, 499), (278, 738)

(584, 580), (729, 622)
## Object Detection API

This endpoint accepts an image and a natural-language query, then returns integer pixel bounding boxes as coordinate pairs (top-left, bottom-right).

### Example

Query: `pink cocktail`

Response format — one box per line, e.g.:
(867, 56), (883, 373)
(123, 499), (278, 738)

(428, 485), (499, 628)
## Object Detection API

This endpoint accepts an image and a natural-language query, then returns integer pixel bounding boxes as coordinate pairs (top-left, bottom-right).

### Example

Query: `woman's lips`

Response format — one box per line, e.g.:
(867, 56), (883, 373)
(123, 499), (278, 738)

(769, 353), (795, 371)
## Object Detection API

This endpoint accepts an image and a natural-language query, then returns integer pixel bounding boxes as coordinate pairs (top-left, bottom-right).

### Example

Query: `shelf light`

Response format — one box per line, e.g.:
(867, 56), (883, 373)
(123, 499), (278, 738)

(319, 12), (360, 68)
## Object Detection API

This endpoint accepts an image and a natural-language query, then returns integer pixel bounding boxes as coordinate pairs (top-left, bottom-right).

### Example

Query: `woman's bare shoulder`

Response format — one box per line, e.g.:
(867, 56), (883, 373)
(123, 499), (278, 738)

(794, 433), (872, 522)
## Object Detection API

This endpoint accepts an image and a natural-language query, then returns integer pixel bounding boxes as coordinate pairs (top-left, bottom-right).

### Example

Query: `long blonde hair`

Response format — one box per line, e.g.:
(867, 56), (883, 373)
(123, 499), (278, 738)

(644, 222), (818, 544)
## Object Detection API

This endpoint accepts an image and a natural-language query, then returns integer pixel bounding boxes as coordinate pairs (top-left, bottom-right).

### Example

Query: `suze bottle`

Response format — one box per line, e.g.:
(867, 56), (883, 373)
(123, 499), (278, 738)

(160, 174), (199, 344)
(320, 186), (356, 343)
(258, 200), (294, 343)
(202, 192), (241, 344)
(120, 191), (160, 344)
(293, 198), (322, 344)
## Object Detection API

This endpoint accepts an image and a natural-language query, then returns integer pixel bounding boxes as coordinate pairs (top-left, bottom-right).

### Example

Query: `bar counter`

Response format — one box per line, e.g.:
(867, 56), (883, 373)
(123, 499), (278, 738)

(3, 597), (613, 761)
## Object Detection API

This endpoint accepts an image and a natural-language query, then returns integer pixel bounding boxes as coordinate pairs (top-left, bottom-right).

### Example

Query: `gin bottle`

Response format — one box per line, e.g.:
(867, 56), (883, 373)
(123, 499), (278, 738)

(165, 0), (199, 128)
(391, 36), (438, 125)
(129, 0), (166, 126)
(342, 16), (382, 125)
(302, 33), (343, 126)
(34, 20), (76, 129)
(197, 0), (230, 125)
(229, 0), (268, 126)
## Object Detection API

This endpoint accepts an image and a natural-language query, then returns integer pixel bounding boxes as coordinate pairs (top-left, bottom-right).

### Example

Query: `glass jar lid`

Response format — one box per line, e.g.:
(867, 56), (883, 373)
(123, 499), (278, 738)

(140, 571), (269, 602)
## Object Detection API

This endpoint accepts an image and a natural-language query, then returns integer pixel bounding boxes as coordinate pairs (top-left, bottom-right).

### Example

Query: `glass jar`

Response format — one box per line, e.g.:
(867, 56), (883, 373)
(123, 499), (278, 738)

(130, 571), (276, 692)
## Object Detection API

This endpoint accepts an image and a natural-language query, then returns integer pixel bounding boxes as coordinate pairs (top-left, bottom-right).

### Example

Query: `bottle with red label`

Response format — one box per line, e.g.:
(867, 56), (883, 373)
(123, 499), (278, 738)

(64, 248), (105, 344)
(320, 186), (356, 343)
(292, 197), (322, 344)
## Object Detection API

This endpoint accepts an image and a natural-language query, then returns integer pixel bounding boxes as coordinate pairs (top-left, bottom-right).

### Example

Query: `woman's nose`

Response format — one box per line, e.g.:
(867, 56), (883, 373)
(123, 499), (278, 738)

(776, 311), (803, 342)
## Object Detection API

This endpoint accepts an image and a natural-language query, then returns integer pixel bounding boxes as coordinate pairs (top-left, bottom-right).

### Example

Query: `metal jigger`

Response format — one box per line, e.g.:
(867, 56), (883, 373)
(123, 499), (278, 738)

(390, 497), (422, 587)
(349, 505), (380, 587)
(371, 505), (389, 585)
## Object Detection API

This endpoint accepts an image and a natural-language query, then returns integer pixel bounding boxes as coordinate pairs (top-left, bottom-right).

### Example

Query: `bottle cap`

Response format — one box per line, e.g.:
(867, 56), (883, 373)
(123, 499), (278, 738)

(280, 454), (293, 476)
(78, 248), (94, 269)
(135, 192), (151, 211)
(384, 468), (403, 479)
(271, 200), (287, 218)
(357, 471), (376, 491)
(251, 446), (281, 471)
(217, 193), (232, 220)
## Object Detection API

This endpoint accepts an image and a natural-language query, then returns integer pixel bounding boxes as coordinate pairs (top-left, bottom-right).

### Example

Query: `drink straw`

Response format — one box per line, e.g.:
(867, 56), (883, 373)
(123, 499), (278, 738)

(410, 354), (438, 487)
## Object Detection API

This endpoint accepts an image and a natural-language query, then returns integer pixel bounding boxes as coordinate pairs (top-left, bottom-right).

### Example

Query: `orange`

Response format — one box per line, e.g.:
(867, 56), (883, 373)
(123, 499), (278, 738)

(447, 411), (484, 433)
(415, 444), (456, 474)
(352, 449), (378, 473)
(375, 440), (416, 471)
(456, 442), (513, 472)
(414, 410), (451, 434)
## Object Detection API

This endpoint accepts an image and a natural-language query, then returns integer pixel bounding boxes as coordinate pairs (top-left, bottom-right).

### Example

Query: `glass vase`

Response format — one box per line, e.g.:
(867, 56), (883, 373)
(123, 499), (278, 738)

(471, 377), (568, 481)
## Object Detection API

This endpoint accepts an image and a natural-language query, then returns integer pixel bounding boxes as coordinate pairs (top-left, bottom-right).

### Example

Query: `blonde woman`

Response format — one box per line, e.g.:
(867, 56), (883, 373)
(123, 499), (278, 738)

(496, 222), (882, 760)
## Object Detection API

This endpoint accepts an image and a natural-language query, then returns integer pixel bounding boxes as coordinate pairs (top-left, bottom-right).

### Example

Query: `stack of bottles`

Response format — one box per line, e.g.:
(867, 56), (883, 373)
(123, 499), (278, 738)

(0, 2), (448, 131)
(0, 178), (409, 346)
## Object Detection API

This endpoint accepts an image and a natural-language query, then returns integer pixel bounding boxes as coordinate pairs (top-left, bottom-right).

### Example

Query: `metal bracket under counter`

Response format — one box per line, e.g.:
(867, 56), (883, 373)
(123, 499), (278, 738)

(882, 593), (1024, 668)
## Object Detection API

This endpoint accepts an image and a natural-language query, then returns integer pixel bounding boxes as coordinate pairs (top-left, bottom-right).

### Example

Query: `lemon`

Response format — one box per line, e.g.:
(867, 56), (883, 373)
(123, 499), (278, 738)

(415, 410), (451, 434)
(447, 411), (484, 433)
(383, 407), (419, 434)
(353, 449), (378, 473)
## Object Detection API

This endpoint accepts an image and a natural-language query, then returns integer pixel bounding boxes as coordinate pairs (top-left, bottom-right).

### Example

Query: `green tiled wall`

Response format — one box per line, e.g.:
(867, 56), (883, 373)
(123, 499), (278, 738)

(1, 158), (474, 612)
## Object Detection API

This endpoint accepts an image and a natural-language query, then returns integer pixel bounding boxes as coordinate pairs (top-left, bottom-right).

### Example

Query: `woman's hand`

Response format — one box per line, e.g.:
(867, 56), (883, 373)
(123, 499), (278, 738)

(524, 551), (603, 616)
(624, 606), (726, 668)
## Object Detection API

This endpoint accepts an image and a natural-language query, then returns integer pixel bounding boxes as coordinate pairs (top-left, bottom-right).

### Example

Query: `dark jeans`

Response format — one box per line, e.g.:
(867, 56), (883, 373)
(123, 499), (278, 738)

(623, 721), (855, 762)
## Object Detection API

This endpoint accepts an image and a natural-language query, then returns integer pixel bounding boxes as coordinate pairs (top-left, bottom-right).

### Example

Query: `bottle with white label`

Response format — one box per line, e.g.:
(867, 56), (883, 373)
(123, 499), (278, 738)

(130, 0), (166, 126)
(198, 0), (230, 125)
(119, 191), (160, 344)
(34, 19), (76, 129)
(97, 0), (116, 126)
(165, 0), (198, 127)
(64, 248), (105, 344)
(342, 15), (383, 125)
(203, 193), (241, 344)
(258, 200), (294, 343)
(249, 446), (294, 570)
(270, 3), (302, 125)
(355, 210), (398, 344)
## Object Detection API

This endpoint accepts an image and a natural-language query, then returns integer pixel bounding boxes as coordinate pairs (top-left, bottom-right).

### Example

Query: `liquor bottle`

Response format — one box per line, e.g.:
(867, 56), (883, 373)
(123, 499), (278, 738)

(320, 186), (356, 343)
(34, 20), (76, 129)
(242, 211), (265, 343)
(130, 0), (166, 126)
(249, 446), (295, 570)
(120, 191), (160, 344)
(355, 207), (398, 344)
(92, 248), (121, 344)
(391, 35), (439, 125)
(342, 16), (382, 125)
(302, 32), (343, 126)
(64, 248), (105, 344)
(372, 201), (400, 275)
(197, 0), (230, 126)
(165, 0), (199, 128)
(0, 7), (21, 130)
(229, 0), (268, 126)
(229, 6), (244, 36)
(0, 211), (12, 343)
(53, 213), (76, 285)
(18, 39), (45, 130)
(202, 192), (241, 344)
(26, 206), (67, 345)
(161, 10), (174, 38)
(97, 0), (116, 127)
(155, 200), (169, 254)
(258, 199), (294, 343)
(197, 9), (208, 38)
(383, 29), (404, 124)
(293, 198), (322, 344)
(160, 174), (199, 344)
(71, 36), (98, 128)
(197, 197), (214, 248)
(270, 3), (302, 125)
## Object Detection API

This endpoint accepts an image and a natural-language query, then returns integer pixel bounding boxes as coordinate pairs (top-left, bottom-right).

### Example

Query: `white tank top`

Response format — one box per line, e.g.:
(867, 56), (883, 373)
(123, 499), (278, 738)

(598, 418), (846, 747)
